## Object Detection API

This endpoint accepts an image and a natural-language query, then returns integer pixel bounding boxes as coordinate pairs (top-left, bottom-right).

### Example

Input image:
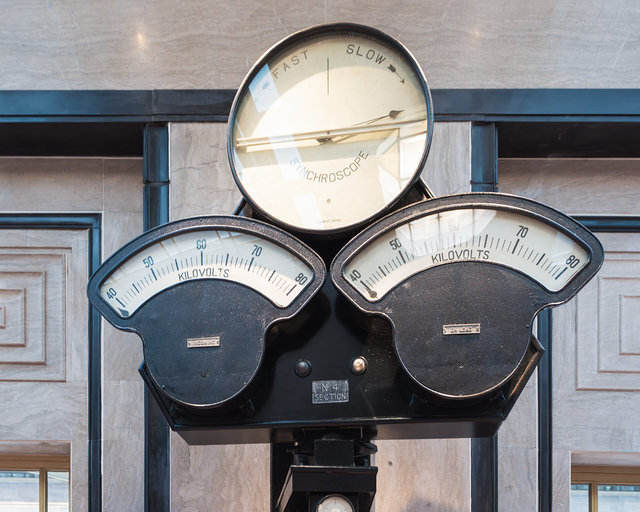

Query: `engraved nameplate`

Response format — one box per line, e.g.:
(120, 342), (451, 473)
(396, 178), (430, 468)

(312, 380), (349, 404)
(443, 323), (481, 335)
(187, 336), (220, 348)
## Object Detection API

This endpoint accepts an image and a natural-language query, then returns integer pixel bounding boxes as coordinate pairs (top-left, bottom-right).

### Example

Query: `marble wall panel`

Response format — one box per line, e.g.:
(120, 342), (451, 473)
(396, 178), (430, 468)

(497, 382), (538, 511)
(0, 277), (41, 357)
(0, 158), (104, 212)
(0, 227), (89, 510)
(0, 381), (89, 509)
(170, 436), (270, 512)
(103, 158), (144, 214)
(102, 323), (143, 382)
(568, 233), (640, 390)
(499, 386), (538, 450)
(553, 449), (572, 511)
(0, 440), (70, 456)
(102, 380), (146, 512)
(169, 123), (241, 218)
(498, 159), (640, 216)
(0, 382), (87, 439)
(2, 1), (640, 89)
(421, 122), (471, 198)
(375, 439), (471, 512)
(0, 232), (88, 382)
(102, 439), (144, 512)
(99, 160), (145, 512)
(498, 447), (538, 512)
(572, 451), (640, 467)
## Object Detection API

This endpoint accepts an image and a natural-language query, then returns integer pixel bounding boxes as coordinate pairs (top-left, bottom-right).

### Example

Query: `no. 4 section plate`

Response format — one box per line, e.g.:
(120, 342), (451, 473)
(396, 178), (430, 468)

(87, 216), (325, 412)
(331, 193), (603, 402)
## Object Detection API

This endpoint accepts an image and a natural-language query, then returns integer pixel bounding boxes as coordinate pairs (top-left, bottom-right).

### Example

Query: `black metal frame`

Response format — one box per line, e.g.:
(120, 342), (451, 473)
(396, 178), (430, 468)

(142, 124), (171, 512)
(537, 308), (553, 512)
(2, 88), (639, 512)
(470, 122), (499, 512)
(0, 213), (102, 510)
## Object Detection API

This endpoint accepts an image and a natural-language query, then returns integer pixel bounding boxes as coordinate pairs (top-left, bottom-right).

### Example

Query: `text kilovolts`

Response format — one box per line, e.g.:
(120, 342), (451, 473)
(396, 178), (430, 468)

(178, 267), (230, 281)
(430, 249), (490, 264)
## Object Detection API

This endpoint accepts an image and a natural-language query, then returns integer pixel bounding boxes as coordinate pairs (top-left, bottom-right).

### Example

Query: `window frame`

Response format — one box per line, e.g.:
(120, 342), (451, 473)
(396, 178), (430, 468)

(572, 465), (640, 512)
(0, 454), (70, 512)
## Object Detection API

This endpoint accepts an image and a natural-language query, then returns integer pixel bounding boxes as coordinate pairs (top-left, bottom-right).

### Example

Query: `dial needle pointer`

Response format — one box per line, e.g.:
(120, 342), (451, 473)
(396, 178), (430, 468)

(235, 116), (424, 149)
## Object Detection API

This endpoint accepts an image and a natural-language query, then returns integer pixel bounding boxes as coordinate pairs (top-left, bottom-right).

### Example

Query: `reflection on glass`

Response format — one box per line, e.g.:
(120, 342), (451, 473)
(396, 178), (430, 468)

(570, 483), (589, 511)
(598, 484), (640, 512)
(0, 470), (39, 512)
(48, 471), (70, 512)
(230, 30), (430, 232)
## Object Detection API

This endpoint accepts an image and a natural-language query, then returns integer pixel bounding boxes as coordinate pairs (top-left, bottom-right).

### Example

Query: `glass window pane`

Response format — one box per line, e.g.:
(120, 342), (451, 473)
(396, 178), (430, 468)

(571, 483), (590, 511)
(0, 470), (39, 512)
(47, 471), (70, 512)
(598, 484), (640, 512)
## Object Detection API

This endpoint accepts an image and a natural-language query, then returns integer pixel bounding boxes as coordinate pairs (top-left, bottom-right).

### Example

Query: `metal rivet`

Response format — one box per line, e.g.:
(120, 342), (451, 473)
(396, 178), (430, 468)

(351, 356), (368, 375)
(294, 359), (312, 377)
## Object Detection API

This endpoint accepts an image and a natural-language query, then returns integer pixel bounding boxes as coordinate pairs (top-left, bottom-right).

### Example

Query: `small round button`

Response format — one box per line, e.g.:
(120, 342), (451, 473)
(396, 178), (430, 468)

(350, 356), (368, 375)
(294, 359), (312, 377)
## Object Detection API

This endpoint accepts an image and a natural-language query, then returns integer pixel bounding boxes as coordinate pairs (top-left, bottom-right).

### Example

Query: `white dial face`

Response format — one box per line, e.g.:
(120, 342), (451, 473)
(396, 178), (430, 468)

(230, 26), (431, 233)
(343, 208), (590, 302)
(315, 495), (354, 512)
(99, 229), (313, 317)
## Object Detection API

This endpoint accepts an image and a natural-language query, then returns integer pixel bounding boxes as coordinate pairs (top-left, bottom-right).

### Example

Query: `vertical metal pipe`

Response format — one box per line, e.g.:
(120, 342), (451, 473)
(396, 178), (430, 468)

(470, 122), (498, 512)
(143, 124), (171, 512)
(537, 310), (553, 511)
(88, 217), (102, 512)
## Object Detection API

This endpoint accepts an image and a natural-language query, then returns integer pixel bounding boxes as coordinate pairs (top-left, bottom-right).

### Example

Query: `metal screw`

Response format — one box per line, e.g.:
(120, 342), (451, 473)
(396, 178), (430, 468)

(294, 359), (312, 377)
(351, 356), (368, 375)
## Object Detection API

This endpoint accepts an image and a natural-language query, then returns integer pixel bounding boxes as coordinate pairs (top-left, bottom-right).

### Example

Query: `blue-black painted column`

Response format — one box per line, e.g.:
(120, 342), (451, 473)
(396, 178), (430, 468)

(470, 122), (498, 512)
(537, 310), (553, 511)
(143, 124), (171, 512)
(88, 217), (103, 512)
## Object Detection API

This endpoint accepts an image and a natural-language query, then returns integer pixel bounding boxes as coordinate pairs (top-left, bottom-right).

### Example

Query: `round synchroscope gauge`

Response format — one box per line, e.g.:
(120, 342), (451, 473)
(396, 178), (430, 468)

(87, 216), (326, 410)
(331, 193), (604, 400)
(228, 22), (433, 234)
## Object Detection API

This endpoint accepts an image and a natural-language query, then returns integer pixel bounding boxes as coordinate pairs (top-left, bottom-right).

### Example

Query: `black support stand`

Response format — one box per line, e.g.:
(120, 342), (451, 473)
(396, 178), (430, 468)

(272, 430), (377, 512)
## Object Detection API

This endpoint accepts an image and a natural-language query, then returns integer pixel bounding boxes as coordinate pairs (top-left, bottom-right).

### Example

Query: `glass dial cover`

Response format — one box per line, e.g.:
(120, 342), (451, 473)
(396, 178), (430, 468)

(99, 228), (313, 318)
(343, 207), (589, 303)
(228, 22), (433, 234)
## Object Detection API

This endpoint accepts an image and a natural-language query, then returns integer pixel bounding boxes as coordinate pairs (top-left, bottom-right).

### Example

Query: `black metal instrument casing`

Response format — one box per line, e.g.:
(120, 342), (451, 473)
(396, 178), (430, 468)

(87, 216), (326, 413)
(87, 194), (604, 445)
(331, 193), (604, 403)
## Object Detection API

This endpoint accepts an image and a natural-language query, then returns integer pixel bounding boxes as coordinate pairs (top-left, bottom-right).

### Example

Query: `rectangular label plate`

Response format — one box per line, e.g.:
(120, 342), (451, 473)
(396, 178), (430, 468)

(187, 336), (220, 348)
(443, 323), (481, 335)
(312, 380), (349, 404)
